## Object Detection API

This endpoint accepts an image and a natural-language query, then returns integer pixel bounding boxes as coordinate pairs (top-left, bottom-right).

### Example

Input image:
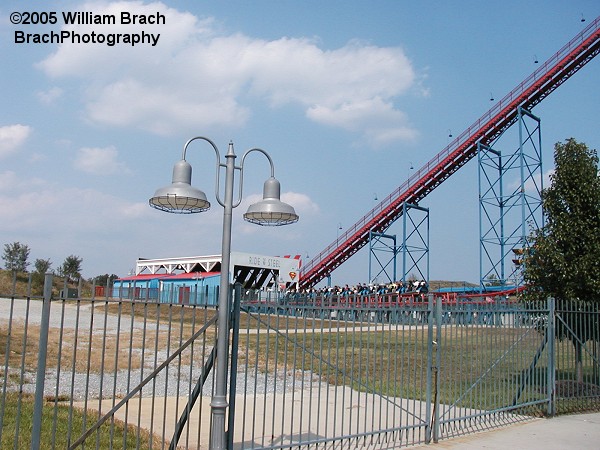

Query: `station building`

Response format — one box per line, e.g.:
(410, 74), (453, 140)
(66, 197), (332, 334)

(113, 252), (301, 305)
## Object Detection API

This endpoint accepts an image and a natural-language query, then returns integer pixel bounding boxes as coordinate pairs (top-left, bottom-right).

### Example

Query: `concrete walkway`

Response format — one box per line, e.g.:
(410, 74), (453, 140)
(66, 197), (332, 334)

(416, 412), (600, 449)
(80, 389), (600, 450)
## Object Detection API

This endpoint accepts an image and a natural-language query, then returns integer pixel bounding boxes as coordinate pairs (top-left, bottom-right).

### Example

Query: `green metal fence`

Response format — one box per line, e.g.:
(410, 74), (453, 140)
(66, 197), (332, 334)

(0, 280), (599, 449)
(553, 299), (600, 414)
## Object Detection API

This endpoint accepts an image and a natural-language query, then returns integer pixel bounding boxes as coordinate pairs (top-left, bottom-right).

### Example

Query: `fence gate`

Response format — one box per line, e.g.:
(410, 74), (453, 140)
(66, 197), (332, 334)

(231, 294), (436, 448)
(433, 297), (551, 441)
(553, 299), (600, 414)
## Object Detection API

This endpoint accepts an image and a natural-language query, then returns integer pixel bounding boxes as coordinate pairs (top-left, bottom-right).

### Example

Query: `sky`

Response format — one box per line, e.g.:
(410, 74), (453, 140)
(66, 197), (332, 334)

(0, 0), (598, 285)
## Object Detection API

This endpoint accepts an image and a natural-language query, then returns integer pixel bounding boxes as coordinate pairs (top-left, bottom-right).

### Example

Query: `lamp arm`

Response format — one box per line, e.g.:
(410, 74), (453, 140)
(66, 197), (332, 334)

(234, 148), (276, 208)
(181, 136), (228, 207)
(181, 136), (221, 161)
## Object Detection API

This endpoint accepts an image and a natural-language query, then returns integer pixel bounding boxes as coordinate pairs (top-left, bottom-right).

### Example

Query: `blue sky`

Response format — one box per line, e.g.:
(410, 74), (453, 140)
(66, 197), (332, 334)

(0, 1), (598, 284)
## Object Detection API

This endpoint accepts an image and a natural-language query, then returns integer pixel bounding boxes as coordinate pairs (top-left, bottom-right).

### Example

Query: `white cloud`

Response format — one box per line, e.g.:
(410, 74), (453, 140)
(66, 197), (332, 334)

(29, 153), (48, 163)
(0, 171), (20, 191)
(0, 124), (32, 158)
(524, 169), (553, 194)
(307, 97), (418, 147)
(506, 169), (553, 195)
(235, 190), (319, 236)
(281, 192), (320, 215)
(0, 171), (151, 233)
(73, 146), (130, 175)
(37, 87), (63, 104)
(118, 201), (151, 218)
(38, 1), (206, 78)
(37, 1), (419, 146)
(0, 171), (46, 193)
(244, 38), (415, 105)
(0, 164), (235, 276)
(0, 171), (159, 276)
(241, 191), (318, 217)
(86, 79), (250, 135)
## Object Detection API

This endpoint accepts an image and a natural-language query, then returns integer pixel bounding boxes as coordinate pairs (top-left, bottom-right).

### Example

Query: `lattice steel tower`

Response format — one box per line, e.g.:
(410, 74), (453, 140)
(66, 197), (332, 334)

(368, 202), (429, 285)
(478, 107), (544, 290)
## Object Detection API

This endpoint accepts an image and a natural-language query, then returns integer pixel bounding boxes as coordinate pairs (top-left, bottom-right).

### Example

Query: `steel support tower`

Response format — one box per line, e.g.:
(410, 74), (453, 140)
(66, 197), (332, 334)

(368, 231), (397, 284)
(368, 202), (430, 285)
(401, 203), (429, 285)
(478, 107), (543, 290)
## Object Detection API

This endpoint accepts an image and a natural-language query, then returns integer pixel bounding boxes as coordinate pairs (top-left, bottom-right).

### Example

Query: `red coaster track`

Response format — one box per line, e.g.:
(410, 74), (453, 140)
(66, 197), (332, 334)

(299, 17), (600, 289)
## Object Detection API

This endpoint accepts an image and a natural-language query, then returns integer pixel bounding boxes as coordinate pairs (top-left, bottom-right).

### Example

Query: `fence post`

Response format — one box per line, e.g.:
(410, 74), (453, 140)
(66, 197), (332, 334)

(30, 273), (53, 450)
(27, 273), (32, 298)
(433, 295), (442, 443)
(11, 270), (16, 296)
(425, 293), (434, 443)
(547, 297), (556, 416)
(227, 283), (242, 450)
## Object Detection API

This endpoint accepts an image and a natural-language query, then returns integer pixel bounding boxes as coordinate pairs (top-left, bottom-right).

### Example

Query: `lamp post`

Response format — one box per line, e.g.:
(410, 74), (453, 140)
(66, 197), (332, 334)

(149, 136), (298, 450)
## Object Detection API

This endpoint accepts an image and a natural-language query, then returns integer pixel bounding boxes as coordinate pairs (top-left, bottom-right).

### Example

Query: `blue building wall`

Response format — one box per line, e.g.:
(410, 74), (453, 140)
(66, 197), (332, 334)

(112, 277), (162, 300)
(113, 274), (221, 306)
(158, 275), (220, 306)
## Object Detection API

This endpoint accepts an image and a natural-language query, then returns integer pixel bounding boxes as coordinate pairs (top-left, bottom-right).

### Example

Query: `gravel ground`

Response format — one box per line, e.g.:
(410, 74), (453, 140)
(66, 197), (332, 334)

(16, 366), (322, 401)
(1, 296), (322, 401)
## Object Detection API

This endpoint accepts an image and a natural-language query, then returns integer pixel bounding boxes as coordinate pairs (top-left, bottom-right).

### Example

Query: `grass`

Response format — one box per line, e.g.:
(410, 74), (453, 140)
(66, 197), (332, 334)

(148, 304), (599, 415)
(234, 316), (569, 412)
(0, 322), (145, 374)
(0, 393), (160, 449)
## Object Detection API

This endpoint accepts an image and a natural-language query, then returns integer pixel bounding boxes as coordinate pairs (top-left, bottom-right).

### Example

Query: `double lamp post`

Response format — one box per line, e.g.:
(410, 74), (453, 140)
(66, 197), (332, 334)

(149, 136), (299, 450)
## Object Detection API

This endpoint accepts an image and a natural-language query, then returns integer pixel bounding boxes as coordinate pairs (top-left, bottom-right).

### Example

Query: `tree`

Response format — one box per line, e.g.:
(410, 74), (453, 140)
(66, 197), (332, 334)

(60, 255), (83, 282)
(94, 273), (119, 287)
(31, 258), (53, 291)
(2, 241), (30, 272)
(34, 258), (52, 274)
(485, 273), (503, 287)
(523, 138), (600, 383)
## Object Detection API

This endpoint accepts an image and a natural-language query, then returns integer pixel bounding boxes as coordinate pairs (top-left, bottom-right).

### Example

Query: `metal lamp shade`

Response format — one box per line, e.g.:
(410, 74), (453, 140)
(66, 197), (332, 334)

(149, 160), (210, 214)
(244, 177), (299, 226)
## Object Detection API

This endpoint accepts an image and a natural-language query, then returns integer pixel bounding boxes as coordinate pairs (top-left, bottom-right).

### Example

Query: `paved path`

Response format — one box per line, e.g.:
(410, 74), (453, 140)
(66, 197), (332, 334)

(416, 412), (600, 449)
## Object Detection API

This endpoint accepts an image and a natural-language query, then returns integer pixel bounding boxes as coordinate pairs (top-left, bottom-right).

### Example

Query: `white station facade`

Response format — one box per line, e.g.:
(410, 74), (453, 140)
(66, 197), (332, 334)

(112, 252), (301, 305)
(135, 251), (301, 288)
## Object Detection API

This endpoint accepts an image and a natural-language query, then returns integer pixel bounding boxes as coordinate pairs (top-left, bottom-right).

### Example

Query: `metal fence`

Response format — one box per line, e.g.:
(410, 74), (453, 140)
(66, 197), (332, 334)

(552, 299), (600, 414)
(111, 284), (219, 306)
(0, 278), (599, 449)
